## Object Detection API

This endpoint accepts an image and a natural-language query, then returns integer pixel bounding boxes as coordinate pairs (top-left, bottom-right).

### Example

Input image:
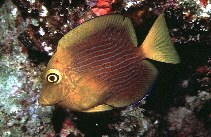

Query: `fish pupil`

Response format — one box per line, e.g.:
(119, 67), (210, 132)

(49, 75), (55, 81)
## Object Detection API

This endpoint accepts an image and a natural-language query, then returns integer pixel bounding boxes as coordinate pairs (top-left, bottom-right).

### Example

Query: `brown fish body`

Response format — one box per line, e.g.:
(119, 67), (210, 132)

(60, 27), (147, 110)
(39, 14), (180, 112)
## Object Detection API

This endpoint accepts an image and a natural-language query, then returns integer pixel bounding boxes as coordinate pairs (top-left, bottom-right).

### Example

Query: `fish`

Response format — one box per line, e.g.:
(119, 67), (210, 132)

(38, 14), (180, 112)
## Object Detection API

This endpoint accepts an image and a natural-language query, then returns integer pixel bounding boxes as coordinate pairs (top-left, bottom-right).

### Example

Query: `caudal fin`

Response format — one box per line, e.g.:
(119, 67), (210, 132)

(140, 14), (180, 64)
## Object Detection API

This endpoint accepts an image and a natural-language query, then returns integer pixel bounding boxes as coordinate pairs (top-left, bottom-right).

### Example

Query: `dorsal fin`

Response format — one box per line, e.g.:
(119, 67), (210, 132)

(58, 15), (138, 48)
(140, 14), (180, 64)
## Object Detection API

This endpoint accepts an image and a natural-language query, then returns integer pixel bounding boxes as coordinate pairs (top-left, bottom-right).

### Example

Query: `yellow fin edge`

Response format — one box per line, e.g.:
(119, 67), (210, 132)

(58, 15), (138, 49)
(140, 14), (180, 64)
(82, 104), (113, 112)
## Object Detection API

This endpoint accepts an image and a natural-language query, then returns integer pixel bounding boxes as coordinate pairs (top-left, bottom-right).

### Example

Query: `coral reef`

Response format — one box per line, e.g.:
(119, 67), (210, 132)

(0, 0), (210, 136)
(0, 1), (54, 136)
(167, 107), (209, 137)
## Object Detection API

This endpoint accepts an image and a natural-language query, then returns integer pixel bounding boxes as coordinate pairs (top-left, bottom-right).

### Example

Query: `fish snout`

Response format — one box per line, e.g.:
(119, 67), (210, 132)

(38, 96), (60, 106)
(38, 89), (61, 106)
(38, 97), (51, 106)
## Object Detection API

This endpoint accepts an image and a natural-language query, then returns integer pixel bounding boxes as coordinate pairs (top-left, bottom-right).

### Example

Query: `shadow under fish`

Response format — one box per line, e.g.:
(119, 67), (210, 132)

(38, 13), (180, 112)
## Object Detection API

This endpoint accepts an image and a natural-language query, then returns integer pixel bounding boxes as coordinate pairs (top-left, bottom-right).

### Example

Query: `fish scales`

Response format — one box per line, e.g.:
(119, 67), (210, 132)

(38, 14), (180, 112)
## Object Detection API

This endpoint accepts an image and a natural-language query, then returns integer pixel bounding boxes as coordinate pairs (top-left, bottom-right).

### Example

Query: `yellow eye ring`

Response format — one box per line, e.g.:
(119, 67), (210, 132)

(45, 69), (62, 84)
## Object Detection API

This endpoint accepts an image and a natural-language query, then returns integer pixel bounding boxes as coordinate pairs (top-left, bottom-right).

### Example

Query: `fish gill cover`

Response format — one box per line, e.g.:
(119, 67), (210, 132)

(0, 0), (210, 136)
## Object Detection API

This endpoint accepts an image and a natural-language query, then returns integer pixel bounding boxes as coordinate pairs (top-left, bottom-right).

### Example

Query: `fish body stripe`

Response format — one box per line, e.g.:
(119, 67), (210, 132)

(70, 26), (141, 94)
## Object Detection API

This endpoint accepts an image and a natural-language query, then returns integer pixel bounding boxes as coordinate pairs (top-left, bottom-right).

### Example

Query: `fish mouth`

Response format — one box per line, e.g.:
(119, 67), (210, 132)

(38, 97), (51, 106)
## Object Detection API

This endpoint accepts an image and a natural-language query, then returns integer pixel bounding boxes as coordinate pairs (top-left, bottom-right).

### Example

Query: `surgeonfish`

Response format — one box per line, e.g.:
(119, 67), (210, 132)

(38, 14), (180, 112)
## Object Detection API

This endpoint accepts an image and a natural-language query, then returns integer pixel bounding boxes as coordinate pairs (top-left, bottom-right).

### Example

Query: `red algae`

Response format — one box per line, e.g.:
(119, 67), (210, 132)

(91, 0), (113, 16)
(200, 0), (209, 7)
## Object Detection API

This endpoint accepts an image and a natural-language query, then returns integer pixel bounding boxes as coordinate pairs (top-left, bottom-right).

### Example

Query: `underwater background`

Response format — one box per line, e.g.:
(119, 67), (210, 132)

(0, 0), (210, 136)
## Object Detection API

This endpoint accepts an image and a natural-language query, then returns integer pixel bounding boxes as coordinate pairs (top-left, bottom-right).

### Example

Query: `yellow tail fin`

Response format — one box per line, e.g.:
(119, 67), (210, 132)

(140, 14), (180, 64)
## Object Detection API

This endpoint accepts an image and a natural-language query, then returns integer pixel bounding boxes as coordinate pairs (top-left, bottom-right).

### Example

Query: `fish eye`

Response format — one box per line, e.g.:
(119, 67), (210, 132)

(46, 69), (62, 84)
